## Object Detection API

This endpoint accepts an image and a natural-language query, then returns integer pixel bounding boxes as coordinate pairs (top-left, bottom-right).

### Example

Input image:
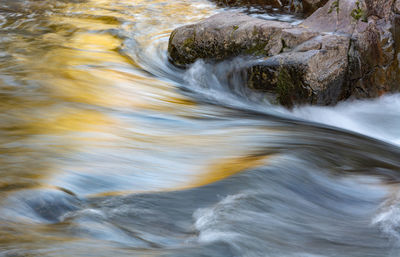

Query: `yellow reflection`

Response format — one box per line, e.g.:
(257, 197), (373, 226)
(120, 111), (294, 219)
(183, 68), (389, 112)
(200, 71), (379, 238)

(91, 154), (270, 197)
(65, 33), (120, 51)
(1, 0), (218, 199)
(186, 155), (270, 188)
(31, 108), (112, 134)
(34, 18), (197, 111)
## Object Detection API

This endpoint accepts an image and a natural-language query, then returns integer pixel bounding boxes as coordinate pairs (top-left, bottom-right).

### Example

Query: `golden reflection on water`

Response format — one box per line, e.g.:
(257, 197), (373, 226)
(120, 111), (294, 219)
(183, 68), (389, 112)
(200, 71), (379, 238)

(0, 0), (268, 203)
(189, 155), (269, 188)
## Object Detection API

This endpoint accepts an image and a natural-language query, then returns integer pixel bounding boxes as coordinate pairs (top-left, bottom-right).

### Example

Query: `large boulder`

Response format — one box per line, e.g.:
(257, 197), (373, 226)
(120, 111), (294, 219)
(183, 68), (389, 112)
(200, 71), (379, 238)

(168, 13), (317, 66)
(168, 0), (400, 107)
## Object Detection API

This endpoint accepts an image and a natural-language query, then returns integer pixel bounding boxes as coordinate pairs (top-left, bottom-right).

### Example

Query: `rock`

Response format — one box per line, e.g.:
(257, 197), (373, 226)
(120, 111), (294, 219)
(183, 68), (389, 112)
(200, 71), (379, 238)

(168, 12), (317, 65)
(365, 0), (394, 20)
(395, 0), (400, 14)
(168, 0), (400, 107)
(300, 0), (361, 33)
(248, 34), (350, 106)
(347, 11), (399, 98)
(302, 0), (329, 14)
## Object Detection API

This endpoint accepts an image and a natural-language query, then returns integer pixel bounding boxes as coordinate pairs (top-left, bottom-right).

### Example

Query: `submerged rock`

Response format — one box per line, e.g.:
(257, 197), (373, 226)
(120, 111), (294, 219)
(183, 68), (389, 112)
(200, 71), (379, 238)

(168, 0), (400, 107)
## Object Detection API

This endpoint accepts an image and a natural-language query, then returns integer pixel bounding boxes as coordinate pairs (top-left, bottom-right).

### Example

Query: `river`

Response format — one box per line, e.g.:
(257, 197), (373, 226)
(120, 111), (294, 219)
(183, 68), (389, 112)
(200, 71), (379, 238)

(1, 0), (400, 256)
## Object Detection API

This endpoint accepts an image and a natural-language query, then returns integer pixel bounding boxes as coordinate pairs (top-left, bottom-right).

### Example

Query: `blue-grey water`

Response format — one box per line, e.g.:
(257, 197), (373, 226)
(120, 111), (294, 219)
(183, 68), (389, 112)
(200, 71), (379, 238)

(1, 0), (400, 256)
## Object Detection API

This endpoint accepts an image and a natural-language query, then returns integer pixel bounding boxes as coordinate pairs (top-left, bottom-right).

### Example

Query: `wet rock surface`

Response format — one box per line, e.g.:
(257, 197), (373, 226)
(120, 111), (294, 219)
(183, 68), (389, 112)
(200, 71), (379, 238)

(248, 34), (350, 106)
(168, 0), (400, 107)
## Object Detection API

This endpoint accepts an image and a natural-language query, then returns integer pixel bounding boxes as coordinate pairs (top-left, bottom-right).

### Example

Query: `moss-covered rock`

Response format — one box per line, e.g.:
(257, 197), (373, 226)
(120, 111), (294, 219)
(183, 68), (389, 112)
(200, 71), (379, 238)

(168, 12), (317, 66)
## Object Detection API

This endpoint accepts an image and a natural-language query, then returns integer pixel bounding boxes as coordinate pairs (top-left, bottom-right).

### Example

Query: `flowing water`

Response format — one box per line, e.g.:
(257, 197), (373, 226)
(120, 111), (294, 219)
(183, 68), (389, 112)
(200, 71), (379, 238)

(1, 0), (400, 256)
